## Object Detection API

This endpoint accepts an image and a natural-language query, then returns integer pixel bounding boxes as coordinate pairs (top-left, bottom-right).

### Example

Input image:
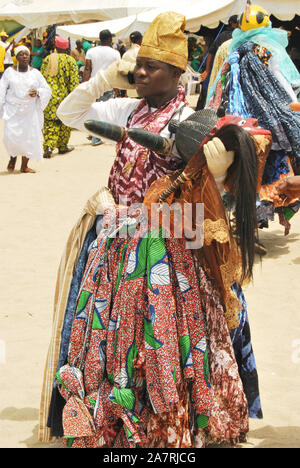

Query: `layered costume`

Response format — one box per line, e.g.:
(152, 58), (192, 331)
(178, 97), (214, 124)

(207, 4), (300, 234)
(39, 12), (267, 448)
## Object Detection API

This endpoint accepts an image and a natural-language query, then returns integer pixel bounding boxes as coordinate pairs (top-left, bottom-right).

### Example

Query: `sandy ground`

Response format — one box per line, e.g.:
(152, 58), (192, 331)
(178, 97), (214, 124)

(0, 96), (300, 448)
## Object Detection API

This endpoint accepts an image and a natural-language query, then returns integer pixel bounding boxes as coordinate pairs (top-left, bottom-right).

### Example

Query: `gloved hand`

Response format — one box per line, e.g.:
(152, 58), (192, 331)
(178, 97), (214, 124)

(102, 59), (136, 90)
(203, 137), (235, 179)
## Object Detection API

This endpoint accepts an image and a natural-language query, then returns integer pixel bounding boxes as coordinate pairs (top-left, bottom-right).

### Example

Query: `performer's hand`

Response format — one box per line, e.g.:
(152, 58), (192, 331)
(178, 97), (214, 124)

(277, 176), (300, 200)
(203, 137), (235, 179)
(102, 59), (136, 90)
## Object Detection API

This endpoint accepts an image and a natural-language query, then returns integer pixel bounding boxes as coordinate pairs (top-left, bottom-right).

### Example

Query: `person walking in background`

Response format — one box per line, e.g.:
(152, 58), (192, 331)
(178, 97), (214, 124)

(0, 43), (5, 78)
(83, 30), (120, 82)
(17, 35), (32, 51)
(188, 36), (204, 72)
(0, 29), (14, 70)
(40, 36), (79, 158)
(0, 45), (51, 173)
(71, 39), (86, 81)
(115, 39), (127, 57)
(122, 30), (143, 62)
(196, 15), (239, 110)
(83, 29), (120, 146)
(71, 39), (86, 67)
(31, 38), (47, 70)
(82, 38), (92, 54)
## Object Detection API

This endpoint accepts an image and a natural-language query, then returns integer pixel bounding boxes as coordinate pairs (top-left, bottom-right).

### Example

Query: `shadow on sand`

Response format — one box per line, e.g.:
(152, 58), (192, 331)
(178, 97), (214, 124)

(247, 425), (300, 448)
(255, 229), (300, 260)
(2, 407), (299, 448)
(0, 407), (62, 448)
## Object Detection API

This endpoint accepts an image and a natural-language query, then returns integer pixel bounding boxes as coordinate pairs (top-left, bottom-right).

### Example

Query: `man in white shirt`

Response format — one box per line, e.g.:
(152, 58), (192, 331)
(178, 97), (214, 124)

(83, 29), (121, 146)
(0, 30), (14, 69)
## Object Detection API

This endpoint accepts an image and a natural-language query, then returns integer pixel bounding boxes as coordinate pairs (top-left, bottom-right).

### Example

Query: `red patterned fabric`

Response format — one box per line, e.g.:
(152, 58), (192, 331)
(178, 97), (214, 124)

(108, 86), (187, 205)
(55, 208), (249, 448)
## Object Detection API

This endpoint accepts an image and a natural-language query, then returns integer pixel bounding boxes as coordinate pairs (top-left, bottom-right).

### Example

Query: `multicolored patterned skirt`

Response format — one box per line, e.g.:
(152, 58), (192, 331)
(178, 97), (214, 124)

(53, 212), (261, 448)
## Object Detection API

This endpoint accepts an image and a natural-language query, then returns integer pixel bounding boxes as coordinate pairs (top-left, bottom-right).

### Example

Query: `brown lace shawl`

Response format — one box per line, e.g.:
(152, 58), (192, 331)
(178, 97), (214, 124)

(143, 133), (272, 330)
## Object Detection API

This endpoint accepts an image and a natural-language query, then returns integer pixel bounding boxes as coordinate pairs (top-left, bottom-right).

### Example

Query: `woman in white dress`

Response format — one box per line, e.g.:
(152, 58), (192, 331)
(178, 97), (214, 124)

(0, 45), (51, 173)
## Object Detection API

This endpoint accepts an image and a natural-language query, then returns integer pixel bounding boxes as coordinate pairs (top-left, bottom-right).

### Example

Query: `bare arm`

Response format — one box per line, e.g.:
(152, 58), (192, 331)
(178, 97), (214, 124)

(82, 58), (92, 82)
(200, 52), (214, 82)
(277, 176), (300, 200)
(6, 40), (15, 51)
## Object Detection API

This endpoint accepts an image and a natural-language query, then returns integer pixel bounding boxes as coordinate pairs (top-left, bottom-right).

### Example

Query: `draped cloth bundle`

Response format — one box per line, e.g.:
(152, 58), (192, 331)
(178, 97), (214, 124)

(39, 187), (114, 442)
(143, 115), (272, 330)
(143, 151), (243, 330)
(238, 42), (300, 159)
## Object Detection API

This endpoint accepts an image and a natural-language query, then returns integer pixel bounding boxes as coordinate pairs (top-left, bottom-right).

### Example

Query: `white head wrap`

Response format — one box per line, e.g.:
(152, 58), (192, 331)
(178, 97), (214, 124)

(14, 45), (30, 57)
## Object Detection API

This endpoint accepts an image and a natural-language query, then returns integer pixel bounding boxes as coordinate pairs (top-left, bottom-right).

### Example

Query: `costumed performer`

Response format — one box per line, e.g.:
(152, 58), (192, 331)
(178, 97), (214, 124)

(0, 45), (51, 173)
(39, 12), (269, 447)
(207, 2), (300, 236)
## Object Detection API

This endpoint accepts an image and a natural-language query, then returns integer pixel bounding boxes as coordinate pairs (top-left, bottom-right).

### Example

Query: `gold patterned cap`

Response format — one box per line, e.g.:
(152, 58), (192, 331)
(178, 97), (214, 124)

(137, 11), (188, 71)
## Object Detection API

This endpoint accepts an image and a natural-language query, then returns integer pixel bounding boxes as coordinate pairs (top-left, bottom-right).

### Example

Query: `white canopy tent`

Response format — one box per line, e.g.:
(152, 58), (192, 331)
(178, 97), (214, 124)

(57, 15), (139, 41)
(56, 0), (300, 41)
(0, 1), (299, 39)
(0, 0), (185, 28)
(260, 0), (300, 21)
(56, 0), (239, 39)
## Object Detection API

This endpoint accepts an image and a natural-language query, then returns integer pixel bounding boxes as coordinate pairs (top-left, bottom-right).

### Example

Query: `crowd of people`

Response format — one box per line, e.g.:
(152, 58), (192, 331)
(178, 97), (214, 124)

(0, 27), (143, 169)
(0, 2), (300, 450)
(1, 11), (298, 177)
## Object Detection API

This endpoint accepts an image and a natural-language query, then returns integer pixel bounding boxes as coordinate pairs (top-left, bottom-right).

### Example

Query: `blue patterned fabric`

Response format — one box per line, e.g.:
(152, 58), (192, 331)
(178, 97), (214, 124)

(228, 51), (250, 117)
(239, 42), (300, 160)
(262, 150), (291, 186)
(231, 283), (263, 419)
(229, 24), (300, 89)
(47, 216), (103, 437)
(56, 216), (102, 371)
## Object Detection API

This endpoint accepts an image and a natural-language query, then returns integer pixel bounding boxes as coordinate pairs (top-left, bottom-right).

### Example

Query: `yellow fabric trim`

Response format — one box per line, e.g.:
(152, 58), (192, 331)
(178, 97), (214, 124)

(138, 43), (187, 70)
(44, 52), (59, 77)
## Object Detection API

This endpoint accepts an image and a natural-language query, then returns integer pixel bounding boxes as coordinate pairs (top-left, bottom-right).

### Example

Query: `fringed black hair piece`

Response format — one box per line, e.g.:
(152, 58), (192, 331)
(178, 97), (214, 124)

(214, 124), (258, 281)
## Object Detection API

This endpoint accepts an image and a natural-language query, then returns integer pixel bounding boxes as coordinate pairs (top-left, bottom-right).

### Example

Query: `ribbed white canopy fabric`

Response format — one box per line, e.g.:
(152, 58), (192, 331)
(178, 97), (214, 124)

(0, 0), (299, 33)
